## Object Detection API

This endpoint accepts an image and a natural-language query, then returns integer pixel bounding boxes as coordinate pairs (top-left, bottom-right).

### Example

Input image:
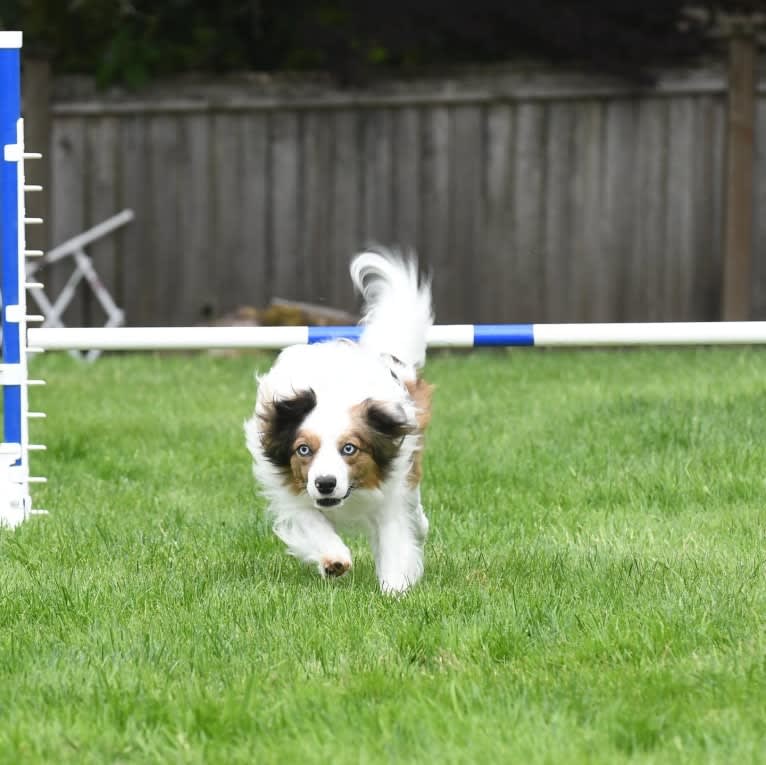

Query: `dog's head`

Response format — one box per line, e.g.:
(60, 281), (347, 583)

(259, 389), (414, 509)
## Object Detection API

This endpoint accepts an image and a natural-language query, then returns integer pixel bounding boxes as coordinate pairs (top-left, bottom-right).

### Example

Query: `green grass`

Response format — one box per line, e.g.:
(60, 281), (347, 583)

(1, 348), (765, 763)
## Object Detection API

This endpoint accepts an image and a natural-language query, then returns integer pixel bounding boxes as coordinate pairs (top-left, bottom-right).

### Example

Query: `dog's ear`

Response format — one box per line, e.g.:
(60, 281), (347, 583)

(363, 399), (413, 441)
(272, 389), (317, 424)
(359, 399), (415, 476)
(259, 389), (317, 466)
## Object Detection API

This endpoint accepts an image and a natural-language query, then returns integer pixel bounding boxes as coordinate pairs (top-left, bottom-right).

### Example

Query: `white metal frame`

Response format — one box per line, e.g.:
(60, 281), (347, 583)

(25, 210), (132, 361)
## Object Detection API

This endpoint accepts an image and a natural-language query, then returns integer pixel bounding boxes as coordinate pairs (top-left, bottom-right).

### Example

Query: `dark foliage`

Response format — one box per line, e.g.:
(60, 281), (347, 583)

(0, 1), (763, 86)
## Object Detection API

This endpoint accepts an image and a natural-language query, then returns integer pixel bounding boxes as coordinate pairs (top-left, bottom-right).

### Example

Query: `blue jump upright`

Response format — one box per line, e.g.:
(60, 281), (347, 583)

(1, 34), (22, 449)
(1, 31), (45, 526)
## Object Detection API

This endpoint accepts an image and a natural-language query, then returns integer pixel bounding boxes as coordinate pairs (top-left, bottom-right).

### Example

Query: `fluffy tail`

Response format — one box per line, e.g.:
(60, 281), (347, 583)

(349, 249), (433, 368)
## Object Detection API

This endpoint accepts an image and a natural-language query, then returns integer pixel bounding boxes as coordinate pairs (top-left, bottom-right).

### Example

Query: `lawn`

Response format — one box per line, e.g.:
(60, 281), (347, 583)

(1, 348), (765, 763)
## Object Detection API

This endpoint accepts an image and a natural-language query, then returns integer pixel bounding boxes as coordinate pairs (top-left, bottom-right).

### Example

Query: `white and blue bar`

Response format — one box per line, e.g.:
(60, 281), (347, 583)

(26, 321), (766, 351)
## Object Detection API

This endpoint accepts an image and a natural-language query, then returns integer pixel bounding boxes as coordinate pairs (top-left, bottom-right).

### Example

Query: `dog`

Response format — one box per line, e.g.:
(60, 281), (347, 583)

(244, 251), (434, 593)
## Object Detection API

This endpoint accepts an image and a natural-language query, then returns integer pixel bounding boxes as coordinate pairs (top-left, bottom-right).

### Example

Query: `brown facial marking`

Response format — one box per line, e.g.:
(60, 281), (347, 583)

(348, 399), (414, 484)
(336, 432), (385, 490)
(287, 430), (321, 494)
(405, 377), (434, 488)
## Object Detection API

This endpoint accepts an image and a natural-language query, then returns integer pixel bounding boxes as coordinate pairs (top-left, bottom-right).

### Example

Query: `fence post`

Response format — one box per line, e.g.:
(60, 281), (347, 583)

(721, 28), (757, 321)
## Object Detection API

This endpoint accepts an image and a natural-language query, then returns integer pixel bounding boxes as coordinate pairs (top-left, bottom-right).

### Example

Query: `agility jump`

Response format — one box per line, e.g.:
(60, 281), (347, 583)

(4, 29), (766, 526)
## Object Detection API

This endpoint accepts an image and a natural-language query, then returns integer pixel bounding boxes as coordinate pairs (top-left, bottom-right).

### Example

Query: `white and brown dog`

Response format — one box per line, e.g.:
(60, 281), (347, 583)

(245, 251), (434, 593)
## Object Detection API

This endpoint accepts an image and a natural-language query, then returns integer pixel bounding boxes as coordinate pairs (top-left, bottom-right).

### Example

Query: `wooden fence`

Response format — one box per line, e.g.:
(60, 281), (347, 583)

(26, 67), (766, 326)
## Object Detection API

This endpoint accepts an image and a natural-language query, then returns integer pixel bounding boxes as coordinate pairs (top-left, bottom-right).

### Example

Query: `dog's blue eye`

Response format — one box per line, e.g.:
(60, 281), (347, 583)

(341, 443), (358, 456)
(296, 444), (312, 457)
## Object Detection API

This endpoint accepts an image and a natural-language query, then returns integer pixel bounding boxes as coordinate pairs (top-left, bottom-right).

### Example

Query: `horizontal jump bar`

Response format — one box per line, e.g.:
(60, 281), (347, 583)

(24, 322), (766, 351)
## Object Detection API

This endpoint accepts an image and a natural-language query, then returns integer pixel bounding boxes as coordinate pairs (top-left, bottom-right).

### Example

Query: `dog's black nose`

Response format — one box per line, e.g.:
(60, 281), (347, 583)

(314, 476), (337, 495)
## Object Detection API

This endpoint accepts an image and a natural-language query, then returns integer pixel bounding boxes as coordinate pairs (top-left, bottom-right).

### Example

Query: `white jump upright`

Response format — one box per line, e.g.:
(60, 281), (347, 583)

(1, 31), (46, 526)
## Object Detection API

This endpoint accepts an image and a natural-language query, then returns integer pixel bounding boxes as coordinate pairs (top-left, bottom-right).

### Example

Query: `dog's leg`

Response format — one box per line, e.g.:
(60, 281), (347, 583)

(273, 510), (352, 578)
(371, 490), (428, 594)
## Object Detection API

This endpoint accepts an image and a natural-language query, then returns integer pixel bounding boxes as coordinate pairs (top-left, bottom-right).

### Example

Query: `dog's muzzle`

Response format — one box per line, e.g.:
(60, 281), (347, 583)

(314, 486), (353, 509)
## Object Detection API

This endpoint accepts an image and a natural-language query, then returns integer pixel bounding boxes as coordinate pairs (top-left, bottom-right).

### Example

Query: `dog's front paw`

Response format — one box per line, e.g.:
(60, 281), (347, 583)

(379, 571), (418, 595)
(320, 555), (352, 578)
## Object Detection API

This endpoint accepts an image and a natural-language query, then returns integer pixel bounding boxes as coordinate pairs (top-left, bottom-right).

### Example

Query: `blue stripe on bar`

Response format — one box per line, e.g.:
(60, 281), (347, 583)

(307, 325), (364, 343)
(473, 324), (535, 346)
(307, 324), (537, 346)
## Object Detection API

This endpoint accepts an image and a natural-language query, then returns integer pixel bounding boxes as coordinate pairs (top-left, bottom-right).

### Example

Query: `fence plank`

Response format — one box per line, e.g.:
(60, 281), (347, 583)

(211, 113), (249, 317)
(601, 100), (637, 321)
(175, 114), (214, 324)
(484, 103), (514, 322)
(48, 117), (87, 325)
(710, 97), (727, 317)
(543, 102), (574, 322)
(512, 102), (546, 321)
(392, 107), (421, 250)
(631, 99), (668, 321)
(146, 115), (182, 325)
(330, 109), (361, 309)
(22, 57), (51, 257)
(448, 106), (484, 322)
(664, 98), (696, 320)
(362, 108), (393, 245)
(688, 97), (721, 319)
(85, 117), (120, 326)
(569, 101), (604, 321)
(301, 111), (333, 303)
(419, 107), (450, 314)
(118, 116), (149, 323)
(270, 111), (301, 302)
